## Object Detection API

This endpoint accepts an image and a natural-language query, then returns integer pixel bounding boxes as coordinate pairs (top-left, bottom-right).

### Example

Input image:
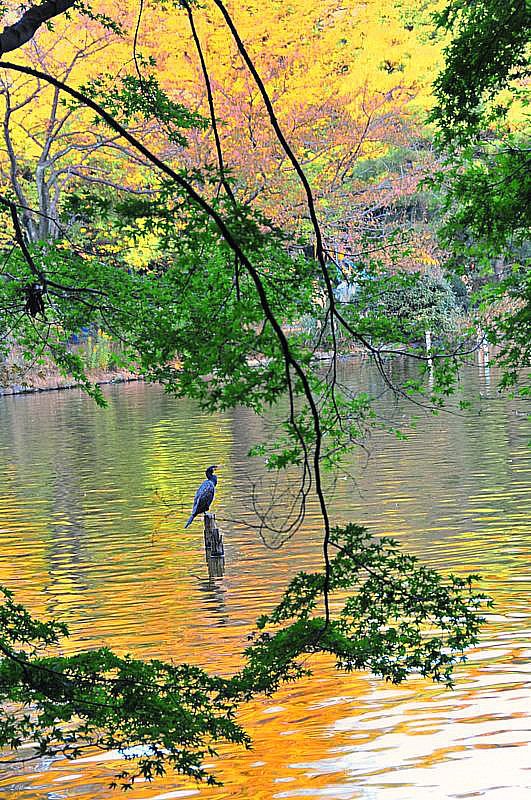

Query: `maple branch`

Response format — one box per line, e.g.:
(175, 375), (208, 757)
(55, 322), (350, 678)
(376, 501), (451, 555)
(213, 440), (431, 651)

(0, 0), (75, 55)
(211, 0), (350, 623)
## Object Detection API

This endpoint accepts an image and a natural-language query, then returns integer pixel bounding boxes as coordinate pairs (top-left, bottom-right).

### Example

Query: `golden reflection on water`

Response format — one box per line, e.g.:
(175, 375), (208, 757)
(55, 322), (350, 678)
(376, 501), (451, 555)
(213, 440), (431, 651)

(0, 363), (529, 799)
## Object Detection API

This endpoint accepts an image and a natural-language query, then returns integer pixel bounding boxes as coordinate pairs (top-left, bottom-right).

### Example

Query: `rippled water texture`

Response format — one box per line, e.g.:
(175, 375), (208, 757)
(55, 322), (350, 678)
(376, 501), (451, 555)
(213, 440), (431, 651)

(0, 360), (529, 799)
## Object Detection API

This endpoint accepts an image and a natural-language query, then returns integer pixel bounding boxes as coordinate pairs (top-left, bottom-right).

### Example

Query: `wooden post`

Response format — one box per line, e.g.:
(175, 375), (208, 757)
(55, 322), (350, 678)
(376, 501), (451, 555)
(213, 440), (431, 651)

(207, 554), (224, 578)
(204, 512), (224, 559)
(477, 329), (490, 386)
(425, 329), (433, 369)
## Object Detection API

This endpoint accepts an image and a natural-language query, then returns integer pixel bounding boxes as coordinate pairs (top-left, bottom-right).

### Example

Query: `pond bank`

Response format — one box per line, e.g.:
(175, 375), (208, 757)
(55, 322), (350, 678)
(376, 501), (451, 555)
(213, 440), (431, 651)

(0, 347), (372, 399)
(0, 368), (140, 398)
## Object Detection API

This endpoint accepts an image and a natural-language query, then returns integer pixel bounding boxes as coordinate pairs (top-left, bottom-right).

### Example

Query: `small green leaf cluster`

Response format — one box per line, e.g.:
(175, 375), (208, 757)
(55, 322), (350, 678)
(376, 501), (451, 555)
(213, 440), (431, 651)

(244, 523), (490, 688)
(73, 1), (124, 35)
(79, 72), (207, 146)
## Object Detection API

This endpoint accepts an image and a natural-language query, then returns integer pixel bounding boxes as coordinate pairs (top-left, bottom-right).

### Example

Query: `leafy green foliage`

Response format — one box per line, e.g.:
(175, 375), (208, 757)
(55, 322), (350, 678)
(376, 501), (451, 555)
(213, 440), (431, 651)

(0, 525), (489, 787)
(435, 141), (531, 258)
(0, 185), (317, 413)
(0, 587), (249, 789)
(83, 71), (208, 146)
(432, 0), (529, 140)
(430, 0), (530, 395)
(480, 266), (531, 392)
(355, 271), (461, 339)
(246, 524), (489, 689)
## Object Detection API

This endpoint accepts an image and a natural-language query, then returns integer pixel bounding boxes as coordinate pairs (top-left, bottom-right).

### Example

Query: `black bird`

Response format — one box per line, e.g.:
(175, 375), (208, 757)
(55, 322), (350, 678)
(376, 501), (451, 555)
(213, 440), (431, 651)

(184, 465), (218, 528)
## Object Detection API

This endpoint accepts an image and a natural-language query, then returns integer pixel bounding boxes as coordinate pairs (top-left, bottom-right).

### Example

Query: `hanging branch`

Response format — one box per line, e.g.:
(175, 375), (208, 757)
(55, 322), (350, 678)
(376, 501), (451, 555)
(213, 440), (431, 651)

(180, 2), (241, 298)
(0, 195), (45, 283)
(182, 0), (236, 205)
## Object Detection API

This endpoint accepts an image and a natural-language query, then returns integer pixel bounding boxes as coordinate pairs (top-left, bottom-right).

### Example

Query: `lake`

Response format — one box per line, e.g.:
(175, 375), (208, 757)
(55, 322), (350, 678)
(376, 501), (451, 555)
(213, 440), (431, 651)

(0, 359), (529, 799)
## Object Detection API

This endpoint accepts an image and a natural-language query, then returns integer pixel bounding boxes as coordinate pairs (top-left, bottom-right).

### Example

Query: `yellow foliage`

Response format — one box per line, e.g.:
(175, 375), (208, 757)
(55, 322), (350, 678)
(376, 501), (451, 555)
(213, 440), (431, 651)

(0, 0), (446, 261)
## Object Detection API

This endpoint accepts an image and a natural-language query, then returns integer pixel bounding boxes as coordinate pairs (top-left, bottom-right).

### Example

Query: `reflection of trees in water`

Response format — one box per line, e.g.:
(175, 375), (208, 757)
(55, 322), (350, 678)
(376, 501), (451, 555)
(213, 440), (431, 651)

(143, 392), (232, 529)
(44, 449), (91, 609)
(325, 362), (528, 584)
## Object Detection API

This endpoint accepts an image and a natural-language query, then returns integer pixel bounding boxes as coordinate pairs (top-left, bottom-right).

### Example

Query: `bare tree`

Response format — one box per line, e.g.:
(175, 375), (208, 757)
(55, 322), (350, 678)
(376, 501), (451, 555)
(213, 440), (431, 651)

(0, 23), (163, 243)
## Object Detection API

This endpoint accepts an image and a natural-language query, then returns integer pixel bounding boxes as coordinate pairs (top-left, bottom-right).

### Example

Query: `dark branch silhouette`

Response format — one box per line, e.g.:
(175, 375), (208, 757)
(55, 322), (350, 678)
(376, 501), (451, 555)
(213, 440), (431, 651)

(0, 0), (75, 55)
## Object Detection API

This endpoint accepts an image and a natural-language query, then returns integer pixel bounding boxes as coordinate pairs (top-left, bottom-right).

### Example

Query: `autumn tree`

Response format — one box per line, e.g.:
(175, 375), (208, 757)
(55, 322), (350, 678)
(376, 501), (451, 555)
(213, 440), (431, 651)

(0, 28), (125, 242)
(174, 0), (444, 268)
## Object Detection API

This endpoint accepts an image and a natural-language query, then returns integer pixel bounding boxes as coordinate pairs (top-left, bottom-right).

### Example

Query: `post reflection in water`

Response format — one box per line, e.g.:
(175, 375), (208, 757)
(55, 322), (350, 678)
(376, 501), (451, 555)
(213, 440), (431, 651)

(0, 360), (529, 799)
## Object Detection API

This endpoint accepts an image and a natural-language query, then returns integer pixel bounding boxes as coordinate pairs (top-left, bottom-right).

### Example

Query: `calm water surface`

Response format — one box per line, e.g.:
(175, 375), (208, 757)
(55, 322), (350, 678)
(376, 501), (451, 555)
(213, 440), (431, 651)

(0, 361), (529, 799)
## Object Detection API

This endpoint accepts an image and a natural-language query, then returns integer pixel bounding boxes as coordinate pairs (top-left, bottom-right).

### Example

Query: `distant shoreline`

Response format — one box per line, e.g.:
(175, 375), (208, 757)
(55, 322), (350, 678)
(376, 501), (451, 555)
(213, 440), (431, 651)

(0, 348), (373, 400)
(0, 369), (141, 399)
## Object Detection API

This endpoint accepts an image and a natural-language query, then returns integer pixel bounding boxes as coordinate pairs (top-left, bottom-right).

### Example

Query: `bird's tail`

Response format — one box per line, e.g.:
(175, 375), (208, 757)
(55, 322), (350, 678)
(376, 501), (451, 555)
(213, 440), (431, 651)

(184, 514), (195, 529)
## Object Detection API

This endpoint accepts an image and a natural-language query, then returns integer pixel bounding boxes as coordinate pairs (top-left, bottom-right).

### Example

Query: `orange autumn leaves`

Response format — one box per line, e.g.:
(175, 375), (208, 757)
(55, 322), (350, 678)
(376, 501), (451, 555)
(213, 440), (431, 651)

(0, 0), (444, 268)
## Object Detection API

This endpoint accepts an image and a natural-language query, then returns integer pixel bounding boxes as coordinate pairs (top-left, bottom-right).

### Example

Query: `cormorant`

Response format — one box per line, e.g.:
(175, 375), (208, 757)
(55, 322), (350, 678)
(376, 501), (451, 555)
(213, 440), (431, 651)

(184, 465), (218, 528)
